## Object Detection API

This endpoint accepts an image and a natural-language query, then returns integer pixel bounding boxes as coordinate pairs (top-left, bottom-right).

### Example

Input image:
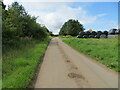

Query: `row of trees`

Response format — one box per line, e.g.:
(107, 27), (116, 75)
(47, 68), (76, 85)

(2, 2), (50, 45)
(59, 19), (85, 36)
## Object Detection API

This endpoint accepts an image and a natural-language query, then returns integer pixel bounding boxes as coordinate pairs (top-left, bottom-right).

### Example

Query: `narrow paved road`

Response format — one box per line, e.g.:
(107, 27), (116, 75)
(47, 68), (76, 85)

(34, 37), (118, 88)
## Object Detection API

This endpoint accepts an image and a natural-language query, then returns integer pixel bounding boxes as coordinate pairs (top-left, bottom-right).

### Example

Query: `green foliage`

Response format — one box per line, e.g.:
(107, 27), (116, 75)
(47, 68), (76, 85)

(2, 2), (49, 45)
(59, 19), (85, 36)
(2, 2), (51, 88)
(63, 37), (119, 72)
(3, 38), (51, 88)
(49, 31), (54, 36)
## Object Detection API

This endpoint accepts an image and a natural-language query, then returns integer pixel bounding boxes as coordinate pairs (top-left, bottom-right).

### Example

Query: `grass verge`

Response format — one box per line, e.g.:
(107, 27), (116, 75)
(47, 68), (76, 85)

(63, 37), (118, 72)
(3, 37), (51, 88)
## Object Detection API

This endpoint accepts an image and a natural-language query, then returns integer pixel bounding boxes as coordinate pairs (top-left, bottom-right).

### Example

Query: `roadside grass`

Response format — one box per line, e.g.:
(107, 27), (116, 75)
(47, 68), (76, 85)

(2, 37), (51, 88)
(63, 37), (119, 72)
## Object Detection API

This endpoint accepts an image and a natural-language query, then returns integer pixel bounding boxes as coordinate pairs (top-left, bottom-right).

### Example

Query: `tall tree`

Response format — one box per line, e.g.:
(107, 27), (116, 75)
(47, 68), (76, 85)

(59, 19), (85, 36)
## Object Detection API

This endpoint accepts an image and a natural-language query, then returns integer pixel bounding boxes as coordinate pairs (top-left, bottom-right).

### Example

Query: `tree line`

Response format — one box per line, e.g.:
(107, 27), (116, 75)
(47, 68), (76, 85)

(2, 1), (50, 46)
(2, 1), (85, 47)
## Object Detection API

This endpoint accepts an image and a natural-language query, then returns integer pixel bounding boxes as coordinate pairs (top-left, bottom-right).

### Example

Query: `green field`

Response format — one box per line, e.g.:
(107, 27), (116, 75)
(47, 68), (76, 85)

(63, 37), (119, 72)
(3, 38), (50, 88)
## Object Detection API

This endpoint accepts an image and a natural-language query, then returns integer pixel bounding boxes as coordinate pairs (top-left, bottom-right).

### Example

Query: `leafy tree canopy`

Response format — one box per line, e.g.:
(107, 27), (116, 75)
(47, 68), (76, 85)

(2, 2), (50, 45)
(59, 19), (85, 36)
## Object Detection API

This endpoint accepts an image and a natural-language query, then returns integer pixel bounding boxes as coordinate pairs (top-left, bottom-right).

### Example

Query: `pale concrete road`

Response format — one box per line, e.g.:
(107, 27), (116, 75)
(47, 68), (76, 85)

(34, 37), (118, 88)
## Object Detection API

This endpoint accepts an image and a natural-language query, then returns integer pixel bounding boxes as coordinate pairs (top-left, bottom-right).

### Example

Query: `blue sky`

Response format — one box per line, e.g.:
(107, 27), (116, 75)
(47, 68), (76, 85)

(4, 0), (118, 34)
(69, 2), (118, 31)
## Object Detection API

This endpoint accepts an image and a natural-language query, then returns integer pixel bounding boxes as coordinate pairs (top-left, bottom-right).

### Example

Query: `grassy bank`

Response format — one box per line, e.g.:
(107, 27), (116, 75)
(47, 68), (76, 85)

(3, 37), (51, 88)
(63, 37), (118, 72)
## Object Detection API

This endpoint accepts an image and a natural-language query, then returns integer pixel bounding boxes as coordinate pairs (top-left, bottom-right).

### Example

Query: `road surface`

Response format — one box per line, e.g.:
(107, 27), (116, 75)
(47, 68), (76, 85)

(34, 37), (118, 88)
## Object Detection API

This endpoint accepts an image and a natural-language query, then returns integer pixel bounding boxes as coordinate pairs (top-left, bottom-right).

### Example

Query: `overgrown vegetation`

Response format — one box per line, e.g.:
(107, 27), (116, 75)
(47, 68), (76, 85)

(2, 2), (50, 46)
(59, 19), (85, 36)
(2, 1), (51, 88)
(3, 38), (50, 88)
(63, 37), (119, 72)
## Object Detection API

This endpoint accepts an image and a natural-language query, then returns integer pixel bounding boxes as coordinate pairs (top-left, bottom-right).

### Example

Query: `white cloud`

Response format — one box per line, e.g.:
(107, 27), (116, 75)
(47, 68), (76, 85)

(3, 0), (14, 6)
(97, 13), (107, 17)
(28, 4), (105, 34)
(3, 1), (115, 34)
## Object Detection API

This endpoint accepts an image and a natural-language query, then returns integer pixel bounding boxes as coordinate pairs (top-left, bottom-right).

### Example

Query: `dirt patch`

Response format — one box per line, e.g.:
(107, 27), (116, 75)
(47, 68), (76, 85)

(73, 67), (78, 70)
(66, 60), (70, 62)
(68, 73), (85, 80)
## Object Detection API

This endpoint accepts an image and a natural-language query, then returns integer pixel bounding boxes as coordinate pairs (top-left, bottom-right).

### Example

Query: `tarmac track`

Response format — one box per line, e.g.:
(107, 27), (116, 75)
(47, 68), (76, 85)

(34, 37), (118, 88)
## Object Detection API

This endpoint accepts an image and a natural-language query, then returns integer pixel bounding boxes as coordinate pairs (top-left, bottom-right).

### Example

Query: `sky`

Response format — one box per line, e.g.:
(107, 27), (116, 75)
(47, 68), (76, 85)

(3, 0), (118, 34)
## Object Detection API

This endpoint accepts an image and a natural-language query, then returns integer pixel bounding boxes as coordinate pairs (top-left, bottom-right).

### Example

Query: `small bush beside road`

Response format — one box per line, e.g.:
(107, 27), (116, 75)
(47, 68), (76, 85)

(63, 37), (118, 72)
